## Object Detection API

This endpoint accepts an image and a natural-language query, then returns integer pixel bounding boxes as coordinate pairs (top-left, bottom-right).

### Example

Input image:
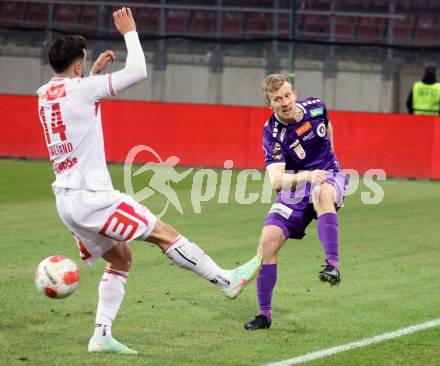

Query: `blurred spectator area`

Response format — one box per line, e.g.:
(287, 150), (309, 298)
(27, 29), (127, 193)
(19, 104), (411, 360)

(0, 0), (439, 46)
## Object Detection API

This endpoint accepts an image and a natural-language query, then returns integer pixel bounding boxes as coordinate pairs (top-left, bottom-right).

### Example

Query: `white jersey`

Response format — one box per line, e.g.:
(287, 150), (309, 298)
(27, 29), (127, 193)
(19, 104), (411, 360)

(37, 31), (147, 191)
(37, 74), (115, 190)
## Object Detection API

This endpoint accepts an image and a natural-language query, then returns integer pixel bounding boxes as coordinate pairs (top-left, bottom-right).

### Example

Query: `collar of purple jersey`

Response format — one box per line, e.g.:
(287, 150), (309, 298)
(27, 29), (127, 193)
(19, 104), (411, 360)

(274, 103), (306, 126)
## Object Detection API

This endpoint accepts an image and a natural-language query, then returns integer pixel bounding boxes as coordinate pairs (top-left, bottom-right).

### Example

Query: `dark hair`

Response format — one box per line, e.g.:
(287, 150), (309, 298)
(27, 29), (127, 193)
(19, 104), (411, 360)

(48, 35), (86, 73)
(422, 63), (437, 84)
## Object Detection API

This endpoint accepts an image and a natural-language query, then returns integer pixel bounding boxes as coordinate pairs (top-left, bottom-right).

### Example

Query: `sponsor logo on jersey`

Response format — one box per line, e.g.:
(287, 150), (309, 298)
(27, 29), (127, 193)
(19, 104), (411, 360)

(52, 157), (78, 174)
(269, 203), (293, 219)
(46, 84), (66, 101)
(310, 107), (324, 117)
(295, 121), (312, 136)
(280, 128), (286, 142)
(302, 130), (316, 141)
(317, 122), (327, 137)
(289, 139), (300, 149)
(293, 144), (306, 159)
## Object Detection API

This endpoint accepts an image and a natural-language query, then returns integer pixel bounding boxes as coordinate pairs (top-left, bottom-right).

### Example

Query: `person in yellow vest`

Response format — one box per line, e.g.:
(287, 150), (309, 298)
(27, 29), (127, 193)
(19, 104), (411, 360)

(407, 63), (440, 115)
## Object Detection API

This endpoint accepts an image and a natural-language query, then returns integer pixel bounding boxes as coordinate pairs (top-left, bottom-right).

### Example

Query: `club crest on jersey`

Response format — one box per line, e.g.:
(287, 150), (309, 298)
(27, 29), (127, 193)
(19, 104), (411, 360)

(317, 122), (326, 137)
(293, 143), (306, 160)
(47, 84), (66, 101)
(295, 122), (312, 136)
(310, 107), (324, 117)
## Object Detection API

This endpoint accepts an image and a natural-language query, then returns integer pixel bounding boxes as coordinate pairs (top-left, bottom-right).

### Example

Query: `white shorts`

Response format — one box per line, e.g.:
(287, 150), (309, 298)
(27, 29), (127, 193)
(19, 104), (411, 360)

(55, 189), (157, 267)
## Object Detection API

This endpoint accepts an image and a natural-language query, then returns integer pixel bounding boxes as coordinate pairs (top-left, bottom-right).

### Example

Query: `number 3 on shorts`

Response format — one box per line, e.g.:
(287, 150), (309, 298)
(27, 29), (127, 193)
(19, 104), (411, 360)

(99, 202), (147, 241)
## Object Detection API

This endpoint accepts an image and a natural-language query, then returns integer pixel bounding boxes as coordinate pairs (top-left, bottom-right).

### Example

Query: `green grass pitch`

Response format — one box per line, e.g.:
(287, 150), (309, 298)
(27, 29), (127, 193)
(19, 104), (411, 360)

(0, 158), (439, 366)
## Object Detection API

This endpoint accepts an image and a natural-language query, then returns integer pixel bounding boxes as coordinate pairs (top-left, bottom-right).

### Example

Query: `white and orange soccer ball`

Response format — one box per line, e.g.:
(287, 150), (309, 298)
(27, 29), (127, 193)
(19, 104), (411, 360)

(35, 256), (80, 299)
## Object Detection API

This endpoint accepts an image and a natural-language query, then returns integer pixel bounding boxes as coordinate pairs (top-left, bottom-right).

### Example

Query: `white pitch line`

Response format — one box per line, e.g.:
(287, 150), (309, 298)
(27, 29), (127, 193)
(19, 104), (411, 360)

(263, 318), (440, 366)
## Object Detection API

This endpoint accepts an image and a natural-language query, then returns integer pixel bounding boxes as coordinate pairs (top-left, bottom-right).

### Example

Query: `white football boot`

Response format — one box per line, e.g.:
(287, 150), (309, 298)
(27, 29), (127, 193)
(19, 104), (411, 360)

(88, 336), (138, 355)
(222, 254), (262, 299)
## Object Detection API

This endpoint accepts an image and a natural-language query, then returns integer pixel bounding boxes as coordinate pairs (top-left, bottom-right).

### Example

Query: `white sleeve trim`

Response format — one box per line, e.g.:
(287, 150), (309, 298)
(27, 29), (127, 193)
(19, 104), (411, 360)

(266, 162), (286, 170)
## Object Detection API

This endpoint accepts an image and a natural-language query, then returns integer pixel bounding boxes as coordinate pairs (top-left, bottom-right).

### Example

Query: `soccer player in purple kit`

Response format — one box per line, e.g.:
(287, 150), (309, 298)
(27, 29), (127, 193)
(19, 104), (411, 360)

(244, 74), (349, 331)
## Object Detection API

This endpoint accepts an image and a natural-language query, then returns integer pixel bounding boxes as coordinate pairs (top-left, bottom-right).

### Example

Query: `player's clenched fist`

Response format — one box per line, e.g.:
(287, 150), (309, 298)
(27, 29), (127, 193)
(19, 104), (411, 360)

(113, 7), (136, 35)
(90, 50), (115, 75)
(296, 170), (327, 185)
(307, 170), (328, 185)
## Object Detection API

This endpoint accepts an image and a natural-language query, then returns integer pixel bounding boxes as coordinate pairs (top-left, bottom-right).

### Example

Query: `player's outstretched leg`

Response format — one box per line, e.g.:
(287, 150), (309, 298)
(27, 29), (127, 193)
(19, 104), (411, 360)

(317, 212), (341, 286)
(88, 243), (137, 355)
(163, 235), (262, 300)
(148, 219), (261, 299)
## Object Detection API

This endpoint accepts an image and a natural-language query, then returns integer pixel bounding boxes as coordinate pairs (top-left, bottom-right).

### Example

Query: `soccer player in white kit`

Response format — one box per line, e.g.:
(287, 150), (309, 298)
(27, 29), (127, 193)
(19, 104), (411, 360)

(37, 8), (261, 355)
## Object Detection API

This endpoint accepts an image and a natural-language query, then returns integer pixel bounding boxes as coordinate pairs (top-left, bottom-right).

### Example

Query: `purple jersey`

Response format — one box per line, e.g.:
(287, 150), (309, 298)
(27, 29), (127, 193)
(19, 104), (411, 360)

(261, 97), (349, 240)
(262, 97), (341, 172)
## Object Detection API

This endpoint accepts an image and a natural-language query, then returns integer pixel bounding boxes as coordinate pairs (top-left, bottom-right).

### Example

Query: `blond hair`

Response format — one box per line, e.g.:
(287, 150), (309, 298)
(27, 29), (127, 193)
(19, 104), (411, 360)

(262, 74), (292, 105)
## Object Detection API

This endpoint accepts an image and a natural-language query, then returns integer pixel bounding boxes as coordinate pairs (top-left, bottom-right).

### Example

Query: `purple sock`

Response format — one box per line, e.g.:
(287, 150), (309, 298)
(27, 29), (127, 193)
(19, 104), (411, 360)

(317, 213), (339, 269)
(257, 264), (277, 320)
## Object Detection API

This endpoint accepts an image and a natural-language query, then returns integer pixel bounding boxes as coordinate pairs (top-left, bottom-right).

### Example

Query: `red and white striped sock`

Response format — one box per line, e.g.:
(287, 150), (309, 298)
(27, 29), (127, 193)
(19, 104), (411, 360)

(93, 268), (128, 338)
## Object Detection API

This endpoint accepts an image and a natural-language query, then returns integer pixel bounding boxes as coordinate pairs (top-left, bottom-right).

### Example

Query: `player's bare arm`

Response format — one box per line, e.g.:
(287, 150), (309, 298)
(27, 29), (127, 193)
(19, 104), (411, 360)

(90, 50), (115, 75)
(267, 163), (328, 192)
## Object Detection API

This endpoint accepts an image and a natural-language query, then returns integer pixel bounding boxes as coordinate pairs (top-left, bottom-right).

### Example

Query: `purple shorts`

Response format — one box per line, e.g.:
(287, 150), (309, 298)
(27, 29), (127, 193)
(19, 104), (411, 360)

(264, 170), (349, 240)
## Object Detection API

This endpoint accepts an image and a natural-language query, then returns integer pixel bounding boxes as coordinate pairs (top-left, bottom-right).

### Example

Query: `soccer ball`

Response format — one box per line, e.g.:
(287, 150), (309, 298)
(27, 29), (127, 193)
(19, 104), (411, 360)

(35, 256), (80, 299)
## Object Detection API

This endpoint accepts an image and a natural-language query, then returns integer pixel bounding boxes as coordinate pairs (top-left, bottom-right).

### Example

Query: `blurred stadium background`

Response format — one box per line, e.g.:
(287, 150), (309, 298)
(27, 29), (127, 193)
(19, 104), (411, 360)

(0, 0), (440, 112)
(1, 0), (440, 179)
